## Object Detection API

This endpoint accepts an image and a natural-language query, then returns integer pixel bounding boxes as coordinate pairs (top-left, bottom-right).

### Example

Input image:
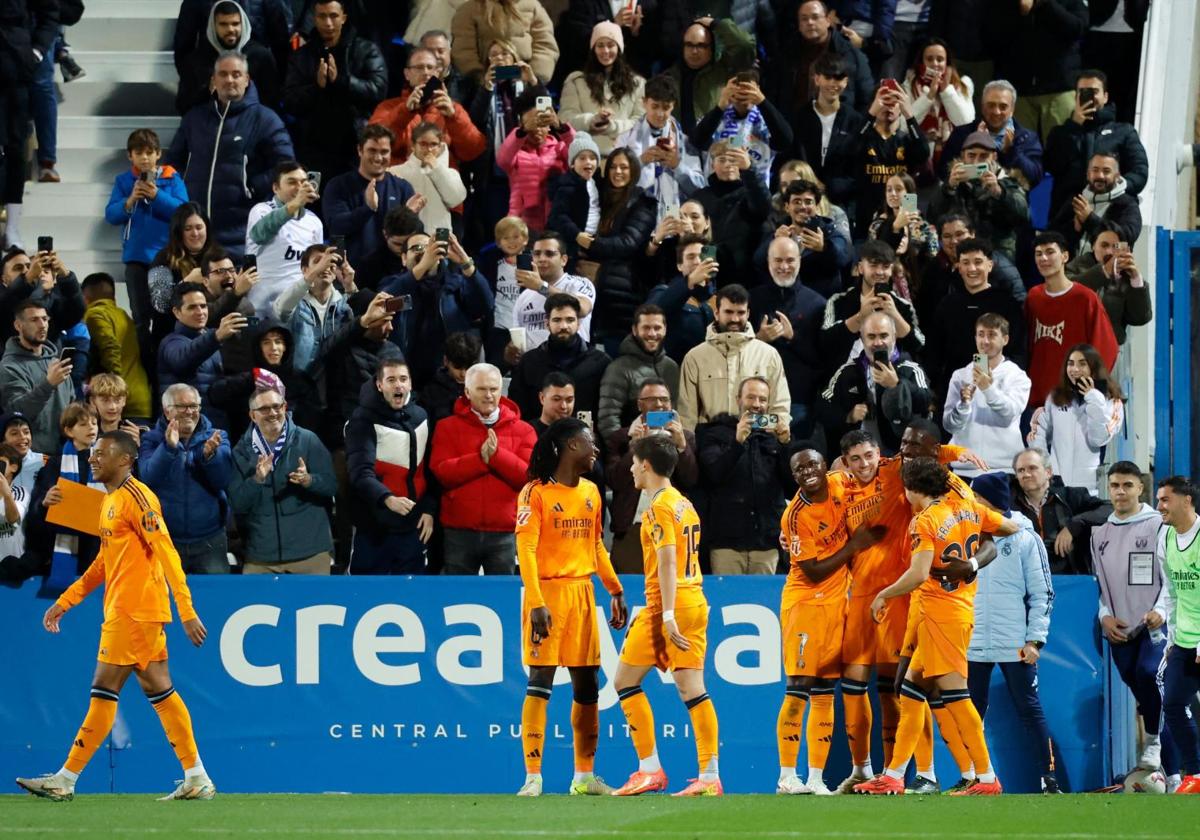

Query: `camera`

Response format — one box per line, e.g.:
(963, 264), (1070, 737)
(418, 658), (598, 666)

(749, 413), (778, 430)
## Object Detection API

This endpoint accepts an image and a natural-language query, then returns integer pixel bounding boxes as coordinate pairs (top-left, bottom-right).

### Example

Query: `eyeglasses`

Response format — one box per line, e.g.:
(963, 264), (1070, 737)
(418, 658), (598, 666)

(170, 404), (201, 413)
(208, 266), (236, 276)
(408, 244), (426, 253)
(252, 403), (286, 415)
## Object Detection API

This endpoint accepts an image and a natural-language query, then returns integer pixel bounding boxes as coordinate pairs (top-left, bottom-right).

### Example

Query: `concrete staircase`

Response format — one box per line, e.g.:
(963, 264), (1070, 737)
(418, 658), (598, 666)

(23, 0), (180, 291)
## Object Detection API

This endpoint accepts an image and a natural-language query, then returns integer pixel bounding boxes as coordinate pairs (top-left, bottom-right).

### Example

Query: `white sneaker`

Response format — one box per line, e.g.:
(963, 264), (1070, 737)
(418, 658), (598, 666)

(807, 778), (835, 795)
(16, 773), (75, 801)
(516, 776), (543, 797)
(777, 775), (812, 794)
(1138, 740), (1162, 771)
(836, 769), (871, 794)
(158, 775), (216, 800)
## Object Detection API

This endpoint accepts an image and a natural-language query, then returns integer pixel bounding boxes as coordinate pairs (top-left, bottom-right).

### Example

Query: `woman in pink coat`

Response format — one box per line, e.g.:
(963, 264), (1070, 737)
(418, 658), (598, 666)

(496, 86), (576, 230)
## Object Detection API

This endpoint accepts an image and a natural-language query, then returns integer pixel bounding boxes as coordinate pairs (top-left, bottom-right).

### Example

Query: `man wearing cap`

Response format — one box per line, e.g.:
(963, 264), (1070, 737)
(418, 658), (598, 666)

(927, 129), (1029, 262)
(967, 472), (1062, 793)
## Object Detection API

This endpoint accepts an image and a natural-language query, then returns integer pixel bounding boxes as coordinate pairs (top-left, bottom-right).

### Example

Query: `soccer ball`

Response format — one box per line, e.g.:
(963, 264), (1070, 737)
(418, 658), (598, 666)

(1123, 768), (1167, 793)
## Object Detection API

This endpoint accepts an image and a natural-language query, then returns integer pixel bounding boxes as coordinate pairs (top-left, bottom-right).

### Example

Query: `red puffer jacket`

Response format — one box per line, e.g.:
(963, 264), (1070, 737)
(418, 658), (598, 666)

(430, 396), (537, 531)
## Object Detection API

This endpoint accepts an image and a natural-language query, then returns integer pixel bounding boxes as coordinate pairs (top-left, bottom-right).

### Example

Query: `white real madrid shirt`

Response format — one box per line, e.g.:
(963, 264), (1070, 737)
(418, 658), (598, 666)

(512, 273), (596, 348)
(244, 199), (325, 316)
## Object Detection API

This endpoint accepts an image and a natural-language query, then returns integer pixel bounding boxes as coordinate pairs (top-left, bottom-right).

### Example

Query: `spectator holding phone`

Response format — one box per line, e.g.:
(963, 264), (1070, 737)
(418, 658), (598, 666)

(758, 178), (853, 299)
(105, 128), (188, 348)
(597, 303), (678, 442)
(87, 373), (148, 442)
(450, 0), (560, 85)
(818, 311), (933, 457)
(690, 69), (793, 191)
(692, 139), (771, 288)
(645, 234), (716, 363)
(368, 46), (486, 168)
(282, 0), (387, 179)
(510, 231), (596, 351)
(819, 239), (922, 365)
(1065, 225), (1152, 347)
(559, 22), (646, 158)
(389, 123), (468, 235)
(1028, 343), (1123, 495)
(866, 173), (938, 263)
(853, 80), (929, 237)
(245, 161), (325, 318)
(904, 37), (974, 166)
(380, 230), (493, 388)
(497, 87), (577, 230)
(158, 281), (247, 428)
(0, 412), (45, 499)
(0, 300), (78, 454)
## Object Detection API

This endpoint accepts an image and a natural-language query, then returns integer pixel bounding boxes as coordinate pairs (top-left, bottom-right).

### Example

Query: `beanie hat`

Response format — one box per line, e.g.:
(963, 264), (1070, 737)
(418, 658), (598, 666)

(590, 21), (625, 53)
(569, 133), (601, 165)
(971, 472), (1012, 516)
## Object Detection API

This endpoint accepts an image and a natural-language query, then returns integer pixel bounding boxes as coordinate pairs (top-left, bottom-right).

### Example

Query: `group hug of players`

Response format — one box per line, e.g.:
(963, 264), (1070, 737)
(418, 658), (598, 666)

(512, 416), (1016, 798)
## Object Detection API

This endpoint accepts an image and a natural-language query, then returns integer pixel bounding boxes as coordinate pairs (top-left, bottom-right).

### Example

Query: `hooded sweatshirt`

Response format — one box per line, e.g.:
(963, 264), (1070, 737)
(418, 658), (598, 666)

(1091, 502), (1168, 627)
(0, 337), (75, 455)
(176, 0), (280, 114)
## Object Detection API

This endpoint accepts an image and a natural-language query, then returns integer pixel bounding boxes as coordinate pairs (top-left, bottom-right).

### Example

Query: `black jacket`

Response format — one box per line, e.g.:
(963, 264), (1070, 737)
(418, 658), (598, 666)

(548, 174), (657, 336)
(283, 26), (388, 179)
(792, 101), (867, 210)
(693, 171), (772, 288)
(508, 334), (611, 423)
(819, 285), (924, 366)
(819, 350), (933, 456)
(853, 119), (931, 235)
(769, 27), (874, 119)
(748, 280), (828, 406)
(696, 415), (793, 552)
(417, 366), (463, 429)
(924, 286), (1027, 399)
(176, 33), (279, 115)
(1049, 189), (1143, 254)
(1044, 105), (1149, 216)
(986, 0), (1089, 97)
(1009, 475), (1111, 574)
(688, 100), (795, 160)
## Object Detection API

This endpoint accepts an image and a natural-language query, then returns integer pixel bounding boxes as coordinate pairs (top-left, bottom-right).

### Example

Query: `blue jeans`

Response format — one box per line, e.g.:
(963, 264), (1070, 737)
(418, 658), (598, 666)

(177, 532), (230, 574)
(441, 528), (515, 575)
(31, 35), (58, 165)
(1111, 630), (1179, 774)
(349, 529), (427, 575)
(1159, 643), (1200, 775)
(968, 659), (1058, 779)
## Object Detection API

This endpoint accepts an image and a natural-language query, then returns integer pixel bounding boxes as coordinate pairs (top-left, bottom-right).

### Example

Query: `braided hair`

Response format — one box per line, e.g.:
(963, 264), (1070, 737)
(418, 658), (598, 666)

(527, 417), (588, 483)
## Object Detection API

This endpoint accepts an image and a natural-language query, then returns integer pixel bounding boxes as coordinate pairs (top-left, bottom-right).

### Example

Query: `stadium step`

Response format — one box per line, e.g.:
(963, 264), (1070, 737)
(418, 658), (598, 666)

(68, 51), (176, 84)
(57, 116), (179, 151)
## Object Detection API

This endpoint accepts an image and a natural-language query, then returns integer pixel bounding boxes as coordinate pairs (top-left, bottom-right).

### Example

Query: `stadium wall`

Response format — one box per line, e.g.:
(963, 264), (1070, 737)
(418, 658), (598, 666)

(1, 576), (1107, 794)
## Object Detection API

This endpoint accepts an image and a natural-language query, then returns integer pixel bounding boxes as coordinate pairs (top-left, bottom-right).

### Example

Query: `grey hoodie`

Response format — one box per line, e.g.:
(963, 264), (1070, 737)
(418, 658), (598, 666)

(0, 337), (75, 455)
(1091, 503), (1168, 627)
(207, 0), (252, 52)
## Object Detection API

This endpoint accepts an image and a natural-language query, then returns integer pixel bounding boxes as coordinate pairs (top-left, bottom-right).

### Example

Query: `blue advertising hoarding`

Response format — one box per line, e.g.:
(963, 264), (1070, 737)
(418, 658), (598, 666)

(0, 575), (1107, 794)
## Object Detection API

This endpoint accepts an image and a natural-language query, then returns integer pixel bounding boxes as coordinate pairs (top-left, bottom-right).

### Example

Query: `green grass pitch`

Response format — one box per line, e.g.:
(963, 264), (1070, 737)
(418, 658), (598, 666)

(0, 793), (1195, 839)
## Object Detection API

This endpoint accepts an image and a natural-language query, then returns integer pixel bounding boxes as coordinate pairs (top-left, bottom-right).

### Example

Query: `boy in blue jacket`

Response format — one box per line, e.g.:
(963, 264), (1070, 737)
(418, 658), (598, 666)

(104, 129), (189, 350)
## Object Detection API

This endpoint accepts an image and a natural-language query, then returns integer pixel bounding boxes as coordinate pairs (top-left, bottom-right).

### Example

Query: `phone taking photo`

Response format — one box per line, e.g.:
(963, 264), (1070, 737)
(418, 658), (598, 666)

(516, 251), (533, 272)
(645, 410), (676, 429)
(901, 193), (919, 214)
(384, 294), (413, 313)
(306, 170), (322, 192)
(973, 353), (989, 376)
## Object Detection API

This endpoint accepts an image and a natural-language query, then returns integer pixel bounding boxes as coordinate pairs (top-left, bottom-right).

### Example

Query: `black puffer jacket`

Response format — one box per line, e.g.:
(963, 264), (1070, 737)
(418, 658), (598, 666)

(986, 0), (1088, 96)
(693, 170), (772, 289)
(696, 415), (794, 552)
(1044, 104), (1149, 214)
(507, 334), (612, 422)
(283, 25), (388, 178)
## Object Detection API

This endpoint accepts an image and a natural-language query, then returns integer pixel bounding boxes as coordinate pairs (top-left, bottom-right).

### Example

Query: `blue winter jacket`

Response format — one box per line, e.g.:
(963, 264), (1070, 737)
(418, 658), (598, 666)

(138, 413), (232, 544)
(104, 167), (190, 264)
(968, 511), (1055, 662)
(157, 322), (226, 427)
(164, 82), (294, 255)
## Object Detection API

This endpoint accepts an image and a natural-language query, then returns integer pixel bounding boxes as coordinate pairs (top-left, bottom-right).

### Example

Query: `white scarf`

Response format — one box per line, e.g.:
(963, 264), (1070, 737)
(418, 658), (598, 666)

(628, 116), (684, 222)
(1080, 175), (1128, 252)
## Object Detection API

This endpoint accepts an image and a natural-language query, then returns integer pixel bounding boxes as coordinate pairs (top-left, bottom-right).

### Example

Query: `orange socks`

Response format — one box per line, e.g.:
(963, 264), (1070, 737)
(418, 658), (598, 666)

(886, 681), (928, 773)
(841, 678), (873, 767)
(877, 679), (901, 767)
(806, 688), (836, 770)
(930, 696), (973, 776)
(943, 689), (994, 780)
(777, 688), (808, 771)
(617, 686), (657, 760)
(521, 687), (550, 774)
(64, 688), (119, 774)
(571, 701), (599, 773)
(147, 687), (200, 771)
(685, 693), (719, 777)
(914, 701), (935, 774)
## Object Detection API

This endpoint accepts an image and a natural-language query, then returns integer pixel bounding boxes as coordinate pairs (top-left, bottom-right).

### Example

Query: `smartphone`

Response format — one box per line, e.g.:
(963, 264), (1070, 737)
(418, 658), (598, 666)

(331, 234), (346, 256)
(872, 348), (890, 366)
(245, 315), (261, 327)
(493, 64), (521, 82)
(139, 170), (153, 183)
(1079, 88), (1096, 107)
(37, 235), (53, 254)
(874, 280), (892, 296)
(1115, 242), (1130, 254)
(508, 326), (526, 352)
(664, 200), (681, 219)
(965, 163), (989, 180)
(973, 353), (989, 376)
(700, 244), (718, 262)
(241, 254), (257, 271)
(58, 345), (75, 365)
(645, 410), (676, 429)
(729, 134), (746, 149)
(306, 170), (322, 192)
(384, 294), (413, 313)
(418, 75), (443, 107)
(535, 95), (553, 113)
(0, 458), (8, 477)
(881, 78), (902, 94)
(435, 228), (450, 244)
(802, 217), (822, 231)
(901, 193), (919, 214)
(516, 250), (534, 272)
(656, 136), (672, 149)
(576, 410), (593, 431)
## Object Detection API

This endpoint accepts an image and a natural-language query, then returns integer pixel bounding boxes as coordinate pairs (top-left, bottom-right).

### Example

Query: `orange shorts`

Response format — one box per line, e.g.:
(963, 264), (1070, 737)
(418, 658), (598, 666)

(843, 592), (911, 666)
(620, 604), (708, 672)
(98, 614), (168, 670)
(522, 578), (599, 667)
(781, 598), (844, 678)
(909, 617), (973, 679)
(900, 598), (923, 659)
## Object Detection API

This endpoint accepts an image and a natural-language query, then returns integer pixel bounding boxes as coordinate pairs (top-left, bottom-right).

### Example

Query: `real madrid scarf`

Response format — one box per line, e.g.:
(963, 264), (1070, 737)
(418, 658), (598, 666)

(709, 105), (773, 189)
(46, 441), (106, 593)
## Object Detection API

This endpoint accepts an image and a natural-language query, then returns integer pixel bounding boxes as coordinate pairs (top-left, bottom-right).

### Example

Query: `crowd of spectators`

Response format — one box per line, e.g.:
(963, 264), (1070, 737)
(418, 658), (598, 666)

(0, 0), (1157, 581)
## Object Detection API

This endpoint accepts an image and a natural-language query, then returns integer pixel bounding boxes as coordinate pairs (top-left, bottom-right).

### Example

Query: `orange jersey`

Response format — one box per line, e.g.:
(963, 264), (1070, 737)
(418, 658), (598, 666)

(516, 478), (621, 608)
(640, 485), (706, 612)
(57, 476), (197, 624)
(909, 494), (1006, 621)
(781, 472), (851, 606)
(841, 446), (973, 595)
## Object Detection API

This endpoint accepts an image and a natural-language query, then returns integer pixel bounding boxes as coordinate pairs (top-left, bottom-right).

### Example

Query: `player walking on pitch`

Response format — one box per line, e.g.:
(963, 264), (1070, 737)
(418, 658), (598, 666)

(855, 458), (1019, 796)
(777, 447), (883, 795)
(612, 435), (722, 797)
(16, 431), (215, 801)
(515, 418), (627, 797)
